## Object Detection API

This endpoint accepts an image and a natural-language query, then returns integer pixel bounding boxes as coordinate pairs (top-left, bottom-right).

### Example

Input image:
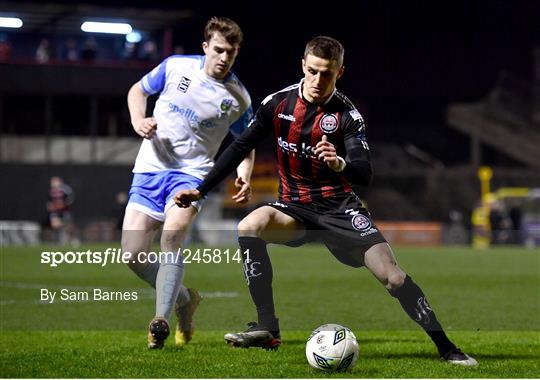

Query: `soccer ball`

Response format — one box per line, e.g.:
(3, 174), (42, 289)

(305, 323), (360, 372)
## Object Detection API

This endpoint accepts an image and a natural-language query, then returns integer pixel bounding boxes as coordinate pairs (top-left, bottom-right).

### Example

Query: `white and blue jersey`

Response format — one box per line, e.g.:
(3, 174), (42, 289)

(133, 54), (252, 177)
(127, 55), (252, 220)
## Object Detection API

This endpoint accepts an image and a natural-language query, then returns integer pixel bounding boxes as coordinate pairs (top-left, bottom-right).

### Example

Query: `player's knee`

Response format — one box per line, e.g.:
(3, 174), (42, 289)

(385, 271), (406, 291)
(160, 229), (185, 250)
(125, 251), (147, 272)
(237, 216), (264, 237)
(121, 239), (144, 260)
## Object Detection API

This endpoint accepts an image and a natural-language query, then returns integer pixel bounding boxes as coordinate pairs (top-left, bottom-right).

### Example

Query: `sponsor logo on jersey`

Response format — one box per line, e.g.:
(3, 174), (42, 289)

(277, 137), (316, 158)
(351, 214), (371, 231)
(177, 76), (192, 92)
(168, 103), (217, 129)
(168, 103), (198, 122)
(220, 98), (233, 112)
(278, 113), (296, 122)
(319, 114), (338, 133)
(349, 109), (363, 121)
(199, 119), (217, 129)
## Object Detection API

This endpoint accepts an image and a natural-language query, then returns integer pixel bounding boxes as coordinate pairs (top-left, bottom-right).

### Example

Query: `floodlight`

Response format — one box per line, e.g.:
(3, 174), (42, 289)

(81, 21), (132, 34)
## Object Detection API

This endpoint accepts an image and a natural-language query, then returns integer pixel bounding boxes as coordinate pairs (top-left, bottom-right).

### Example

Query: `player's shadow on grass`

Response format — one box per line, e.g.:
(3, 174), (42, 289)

(473, 353), (539, 360)
(284, 337), (425, 345)
(362, 352), (441, 360)
(359, 337), (426, 343)
(360, 352), (538, 360)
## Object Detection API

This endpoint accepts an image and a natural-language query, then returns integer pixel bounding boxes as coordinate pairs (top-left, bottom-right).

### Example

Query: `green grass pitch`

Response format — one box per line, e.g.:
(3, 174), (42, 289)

(1, 244), (539, 378)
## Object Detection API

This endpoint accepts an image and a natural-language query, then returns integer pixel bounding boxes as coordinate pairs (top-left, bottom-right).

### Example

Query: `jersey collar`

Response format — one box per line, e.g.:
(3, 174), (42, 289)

(298, 78), (336, 105)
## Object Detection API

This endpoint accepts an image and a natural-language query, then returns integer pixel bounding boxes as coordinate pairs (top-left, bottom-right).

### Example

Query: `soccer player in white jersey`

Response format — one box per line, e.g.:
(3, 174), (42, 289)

(122, 17), (255, 349)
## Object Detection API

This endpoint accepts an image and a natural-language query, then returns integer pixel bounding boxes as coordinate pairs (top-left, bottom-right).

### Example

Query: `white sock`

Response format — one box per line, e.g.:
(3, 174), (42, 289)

(130, 257), (190, 306)
(155, 251), (185, 320)
(134, 262), (160, 288)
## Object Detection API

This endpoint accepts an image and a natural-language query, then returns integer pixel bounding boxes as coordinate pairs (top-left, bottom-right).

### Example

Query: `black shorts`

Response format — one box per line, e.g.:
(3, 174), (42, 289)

(266, 193), (387, 268)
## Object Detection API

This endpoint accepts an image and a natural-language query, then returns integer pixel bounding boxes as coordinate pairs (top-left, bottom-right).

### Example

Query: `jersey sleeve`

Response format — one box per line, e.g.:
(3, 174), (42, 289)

(229, 105), (253, 137)
(140, 58), (169, 95)
(340, 109), (373, 185)
(197, 101), (274, 195)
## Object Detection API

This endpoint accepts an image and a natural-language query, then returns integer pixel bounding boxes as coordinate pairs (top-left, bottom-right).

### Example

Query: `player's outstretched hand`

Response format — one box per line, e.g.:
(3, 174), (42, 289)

(174, 189), (201, 208)
(232, 177), (252, 204)
(134, 117), (157, 139)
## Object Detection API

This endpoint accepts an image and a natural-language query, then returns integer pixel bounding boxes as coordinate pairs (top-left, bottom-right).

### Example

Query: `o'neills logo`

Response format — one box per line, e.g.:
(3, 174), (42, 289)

(278, 113), (296, 122)
(319, 114), (338, 133)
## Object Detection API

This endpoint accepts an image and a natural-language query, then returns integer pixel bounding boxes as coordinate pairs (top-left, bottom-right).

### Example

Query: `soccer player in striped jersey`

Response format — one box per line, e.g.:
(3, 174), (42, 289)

(175, 36), (477, 365)
(123, 17), (255, 349)
(47, 176), (76, 245)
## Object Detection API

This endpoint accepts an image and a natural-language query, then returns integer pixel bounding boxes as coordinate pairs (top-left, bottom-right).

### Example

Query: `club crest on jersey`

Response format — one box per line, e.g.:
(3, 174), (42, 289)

(220, 98), (233, 112)
(351, 214), (371, 231)
(177, 76), (191, 92)
(319, 114), (338, 133)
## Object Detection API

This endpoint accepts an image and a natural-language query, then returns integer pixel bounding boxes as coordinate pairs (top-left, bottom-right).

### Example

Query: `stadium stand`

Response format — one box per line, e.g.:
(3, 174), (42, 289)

(446, 72), (540, 169)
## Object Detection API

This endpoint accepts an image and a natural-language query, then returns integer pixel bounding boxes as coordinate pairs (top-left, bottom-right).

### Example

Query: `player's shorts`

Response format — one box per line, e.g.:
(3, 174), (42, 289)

(266, 193), (387, 268)
(126, 170), (203, 222)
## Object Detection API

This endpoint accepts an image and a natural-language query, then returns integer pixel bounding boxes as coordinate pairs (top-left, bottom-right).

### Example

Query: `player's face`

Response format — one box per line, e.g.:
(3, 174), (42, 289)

(302, 54), (344, 103)
(50, 176), (62, 188)
(202, 33), (239, 80)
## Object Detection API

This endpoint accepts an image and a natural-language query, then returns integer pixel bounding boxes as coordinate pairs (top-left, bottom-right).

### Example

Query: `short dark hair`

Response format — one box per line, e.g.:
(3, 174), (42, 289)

(304, 36), (344, 67)
(204, 17), (243, 46)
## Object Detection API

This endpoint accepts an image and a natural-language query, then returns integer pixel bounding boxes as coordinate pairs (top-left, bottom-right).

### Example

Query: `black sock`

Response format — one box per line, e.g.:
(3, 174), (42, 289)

(238, 236), (279, 333)
(389, 275), (456, 356)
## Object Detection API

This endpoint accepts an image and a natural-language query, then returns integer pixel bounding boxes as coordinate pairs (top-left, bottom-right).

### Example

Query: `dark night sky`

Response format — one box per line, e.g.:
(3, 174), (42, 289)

(177, 1), (537, 99)
(12, 0), (540, 163)
(178, 0), (538, 163)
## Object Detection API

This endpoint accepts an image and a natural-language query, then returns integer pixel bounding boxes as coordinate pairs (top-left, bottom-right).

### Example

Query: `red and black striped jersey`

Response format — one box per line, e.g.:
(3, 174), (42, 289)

(198, 80), (373, 204)
(48, 184), (74, 213)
